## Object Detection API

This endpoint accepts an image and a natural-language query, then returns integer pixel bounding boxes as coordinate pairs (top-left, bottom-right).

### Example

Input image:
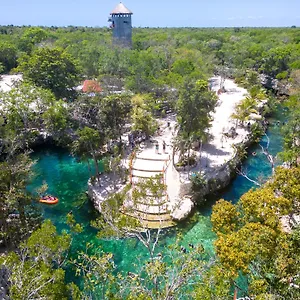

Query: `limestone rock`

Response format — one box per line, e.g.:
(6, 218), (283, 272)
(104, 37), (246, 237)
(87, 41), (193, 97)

(260, 74), (290, 95)
(170, 197), (194, 221)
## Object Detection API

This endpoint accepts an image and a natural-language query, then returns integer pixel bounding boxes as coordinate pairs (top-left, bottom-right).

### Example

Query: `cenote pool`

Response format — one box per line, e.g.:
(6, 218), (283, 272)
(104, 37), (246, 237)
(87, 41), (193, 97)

(27, 106), (286, 286)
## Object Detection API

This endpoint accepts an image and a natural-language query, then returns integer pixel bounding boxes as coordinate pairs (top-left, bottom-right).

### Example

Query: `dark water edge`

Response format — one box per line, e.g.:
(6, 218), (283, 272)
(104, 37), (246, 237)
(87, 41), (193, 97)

(26, 104), (287, 291)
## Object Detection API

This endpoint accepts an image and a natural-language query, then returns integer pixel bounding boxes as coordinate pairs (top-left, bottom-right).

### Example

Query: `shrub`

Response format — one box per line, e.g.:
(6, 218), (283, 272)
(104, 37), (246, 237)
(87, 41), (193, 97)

(191, 172), (207, 192)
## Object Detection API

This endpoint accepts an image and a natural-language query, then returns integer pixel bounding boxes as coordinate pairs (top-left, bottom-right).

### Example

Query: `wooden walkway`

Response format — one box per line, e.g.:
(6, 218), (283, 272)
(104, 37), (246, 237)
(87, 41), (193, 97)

(123, 142), (177, 229)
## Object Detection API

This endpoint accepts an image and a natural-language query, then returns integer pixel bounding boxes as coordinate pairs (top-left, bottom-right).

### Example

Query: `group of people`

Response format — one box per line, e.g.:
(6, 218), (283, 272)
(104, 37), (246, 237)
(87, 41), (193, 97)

(128, 131), (147, 150)
(40, 195), (58, 202)
(43, 195), (56, 200)
(180, 243), (195, 254)
(155, 141), (167, 154)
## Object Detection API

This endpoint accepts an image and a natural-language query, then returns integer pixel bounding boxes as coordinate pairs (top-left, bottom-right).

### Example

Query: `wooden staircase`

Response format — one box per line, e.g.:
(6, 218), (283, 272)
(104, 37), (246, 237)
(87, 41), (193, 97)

(123, 154), (176, 229)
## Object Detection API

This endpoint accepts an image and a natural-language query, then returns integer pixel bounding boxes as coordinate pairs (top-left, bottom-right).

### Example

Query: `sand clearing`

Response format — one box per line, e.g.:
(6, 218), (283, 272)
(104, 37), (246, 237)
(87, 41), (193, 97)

(179, 76), (250, 181)
(0, 74), (22, 92)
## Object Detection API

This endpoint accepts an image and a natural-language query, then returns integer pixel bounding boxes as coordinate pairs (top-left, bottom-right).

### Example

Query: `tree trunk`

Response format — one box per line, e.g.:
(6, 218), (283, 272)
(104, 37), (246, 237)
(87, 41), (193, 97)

(112, 160), (117, 190)
(87, 160), (92, 178)
(199, 140), (203, 171)
(187, 144), (191, 179)
(1, 210), (8, 247)
(18, 198), (26, 228)
(172, 148), (176, 168)
(92, 153), (101, 186)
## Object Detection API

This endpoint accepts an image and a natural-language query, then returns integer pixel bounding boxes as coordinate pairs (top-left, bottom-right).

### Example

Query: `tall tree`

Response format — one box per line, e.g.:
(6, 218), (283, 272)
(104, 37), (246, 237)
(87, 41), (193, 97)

(72, 127), (104, 185)
(18, 47), (81, 99)
(18, 27), (49, 54)
(1, 82), (55, 130)
(211, 183), (300, 298)
(176, 79), (217, 175)
(0, 220), (70, 299)
(177, 79), (216, 140)
(131, 94), (157, 138)
(231, 96), (258, 127)
(0, 41), (17, 73)
(42, 99), (69, 143)
(0, 154), (41, 248)
(280, 69), (300, 164)
(280, 108), (300, 164)
(99, 93), (131, 141)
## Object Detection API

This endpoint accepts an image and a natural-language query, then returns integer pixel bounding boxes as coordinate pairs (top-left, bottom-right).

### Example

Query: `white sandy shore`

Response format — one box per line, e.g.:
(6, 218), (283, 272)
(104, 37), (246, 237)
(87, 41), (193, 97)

(179, 76), (250, 182)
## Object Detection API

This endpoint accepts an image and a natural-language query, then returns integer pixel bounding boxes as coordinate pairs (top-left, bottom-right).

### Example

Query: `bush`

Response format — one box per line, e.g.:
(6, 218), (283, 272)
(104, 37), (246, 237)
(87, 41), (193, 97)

(276, 71), (288, 80)
(176, 155), (197, 167)
(90, 176), (96, 184)
(250, 123), (264, 142)
(191, 172), (207, 192)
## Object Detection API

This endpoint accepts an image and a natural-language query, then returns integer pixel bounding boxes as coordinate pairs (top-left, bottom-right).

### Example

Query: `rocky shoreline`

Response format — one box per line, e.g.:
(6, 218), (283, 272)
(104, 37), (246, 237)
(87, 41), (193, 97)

(87, 125), (262, 224)
(179, 130), (258, 203)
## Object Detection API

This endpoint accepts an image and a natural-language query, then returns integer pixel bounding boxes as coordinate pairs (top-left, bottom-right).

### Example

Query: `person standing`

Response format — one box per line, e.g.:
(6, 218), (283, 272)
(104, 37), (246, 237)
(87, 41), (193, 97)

(162, 141), (166, 153)
(155, 143), (159, 154)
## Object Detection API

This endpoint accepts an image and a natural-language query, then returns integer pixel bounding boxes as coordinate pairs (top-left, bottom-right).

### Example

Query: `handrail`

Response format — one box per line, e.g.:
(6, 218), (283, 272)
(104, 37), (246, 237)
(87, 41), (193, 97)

(162, 154), (170, 199)
(129, 151), (136, 185)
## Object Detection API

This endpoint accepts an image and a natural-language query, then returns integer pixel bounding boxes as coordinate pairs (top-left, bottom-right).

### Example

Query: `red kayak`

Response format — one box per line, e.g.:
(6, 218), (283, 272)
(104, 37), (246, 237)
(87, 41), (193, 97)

(39, 195), (59, 205)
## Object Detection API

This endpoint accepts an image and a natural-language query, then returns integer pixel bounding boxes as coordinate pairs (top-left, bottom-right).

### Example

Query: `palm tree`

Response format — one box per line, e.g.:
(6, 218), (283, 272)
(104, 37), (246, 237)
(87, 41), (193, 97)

(231, 96), (258, 127)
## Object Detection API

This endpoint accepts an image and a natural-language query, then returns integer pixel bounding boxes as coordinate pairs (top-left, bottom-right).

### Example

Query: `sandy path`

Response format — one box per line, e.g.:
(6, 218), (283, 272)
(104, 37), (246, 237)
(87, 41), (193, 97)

(180, 76), (249, 181)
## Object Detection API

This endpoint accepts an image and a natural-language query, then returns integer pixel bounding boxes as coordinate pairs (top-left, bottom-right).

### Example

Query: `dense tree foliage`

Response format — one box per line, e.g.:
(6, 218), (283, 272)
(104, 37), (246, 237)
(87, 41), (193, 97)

(175, 79), (217, 174)
(0, 220), (70, 299)
(72, 126), (104, 184)
(0, 24), (300, 299)
(280, 69), (300, 163)
(177, 79), (216, 140)
(131, 94), (157, 138)
(0, 83), (64, 154)
(18, 27), (49, 54)
(0, 153), (42, 248)
(0, 41), (17, 73)
(211, 166), (300, 298)
(17, 47), (81, 99)
(0, 25), (298, 92)
(99, 94), (132, 141)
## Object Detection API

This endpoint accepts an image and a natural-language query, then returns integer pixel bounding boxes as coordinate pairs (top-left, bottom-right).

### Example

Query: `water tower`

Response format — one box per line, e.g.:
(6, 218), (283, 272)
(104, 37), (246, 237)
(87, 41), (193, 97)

(108, 2), (133, 48)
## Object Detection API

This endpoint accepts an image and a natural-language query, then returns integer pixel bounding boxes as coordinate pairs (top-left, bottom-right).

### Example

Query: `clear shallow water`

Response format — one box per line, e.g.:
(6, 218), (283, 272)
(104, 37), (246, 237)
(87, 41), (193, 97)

(27, 106), (286, 283)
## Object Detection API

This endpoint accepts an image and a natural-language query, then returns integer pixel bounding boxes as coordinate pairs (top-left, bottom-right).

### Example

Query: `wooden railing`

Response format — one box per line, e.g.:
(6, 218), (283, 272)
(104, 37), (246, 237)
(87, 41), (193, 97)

(129, 151), (136, 185)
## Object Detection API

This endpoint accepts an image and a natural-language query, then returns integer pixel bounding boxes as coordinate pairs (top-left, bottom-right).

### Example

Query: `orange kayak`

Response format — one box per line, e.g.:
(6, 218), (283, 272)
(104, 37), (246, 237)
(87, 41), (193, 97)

(39, 196), (59, 205)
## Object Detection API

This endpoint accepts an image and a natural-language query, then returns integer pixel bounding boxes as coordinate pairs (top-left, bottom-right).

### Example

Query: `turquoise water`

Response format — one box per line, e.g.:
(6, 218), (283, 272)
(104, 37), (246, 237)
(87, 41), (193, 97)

(222, 107), (286, 203)
(27, 107), (286, 285)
